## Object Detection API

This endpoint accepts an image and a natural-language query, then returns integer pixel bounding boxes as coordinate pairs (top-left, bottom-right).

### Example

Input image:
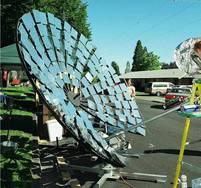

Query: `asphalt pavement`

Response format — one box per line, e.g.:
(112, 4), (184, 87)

(103, 98), (201, 188)
(135, 95), (165, 103)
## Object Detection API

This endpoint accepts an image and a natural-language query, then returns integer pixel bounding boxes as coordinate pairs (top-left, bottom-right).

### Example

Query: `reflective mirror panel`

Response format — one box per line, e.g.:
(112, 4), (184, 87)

(17, 10), (145, 168)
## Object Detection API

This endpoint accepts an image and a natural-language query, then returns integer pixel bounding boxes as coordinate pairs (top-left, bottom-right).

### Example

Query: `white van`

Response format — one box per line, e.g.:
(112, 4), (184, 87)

(145, 82), (174, 96)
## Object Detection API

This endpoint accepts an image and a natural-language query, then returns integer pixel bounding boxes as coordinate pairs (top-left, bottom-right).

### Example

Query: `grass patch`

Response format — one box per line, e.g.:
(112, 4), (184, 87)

(0, 109), (33, 117)
(136, 91), (149, 96)
(1, 86), (35, 102)
(0, 130), (33, 188)
(0, 130), (32, 138)
(1, 86), (33, 93)
(1, 86), (35, 116)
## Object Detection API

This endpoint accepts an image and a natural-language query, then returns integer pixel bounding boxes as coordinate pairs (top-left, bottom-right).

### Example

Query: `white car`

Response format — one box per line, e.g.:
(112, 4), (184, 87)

(145, 82), (175, 96)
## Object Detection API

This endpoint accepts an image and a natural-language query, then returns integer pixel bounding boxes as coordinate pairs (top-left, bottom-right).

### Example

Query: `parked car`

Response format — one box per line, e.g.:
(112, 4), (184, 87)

(173, 85), (192, 89)
(145, 82), (174, 96)
(163, 87), (192, 109)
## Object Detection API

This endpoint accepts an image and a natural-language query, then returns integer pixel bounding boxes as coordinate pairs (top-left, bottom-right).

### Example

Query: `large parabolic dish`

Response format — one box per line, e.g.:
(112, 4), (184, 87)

(174, 37), (201, 75)
(16, 10), (145, 167)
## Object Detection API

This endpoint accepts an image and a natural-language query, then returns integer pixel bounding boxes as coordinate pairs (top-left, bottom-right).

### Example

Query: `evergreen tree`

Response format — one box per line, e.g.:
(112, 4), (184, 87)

(111, 61), (120, 75)
(131, 40), (161, 71)
(131, 40), (145, 71)
(125, 61), (131, 73)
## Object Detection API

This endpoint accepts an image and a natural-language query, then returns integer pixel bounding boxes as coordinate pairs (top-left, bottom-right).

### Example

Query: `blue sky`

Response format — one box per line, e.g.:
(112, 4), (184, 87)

(86, 0), (201, 73)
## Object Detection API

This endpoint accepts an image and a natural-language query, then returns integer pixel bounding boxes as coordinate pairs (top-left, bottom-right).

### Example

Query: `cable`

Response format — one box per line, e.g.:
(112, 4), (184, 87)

(120, 175), (135, 188)
(149, 18), (201, 39)
(118, 0), (173, 49)
(182, 161), (201, 173)
(137, 1), (196, 38)
(132, 0), (170, 28)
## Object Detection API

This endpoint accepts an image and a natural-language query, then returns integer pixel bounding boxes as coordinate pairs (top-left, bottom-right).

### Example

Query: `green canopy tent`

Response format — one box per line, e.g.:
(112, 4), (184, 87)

(0, 44), (23, 87)
(0, 44), (22, 70)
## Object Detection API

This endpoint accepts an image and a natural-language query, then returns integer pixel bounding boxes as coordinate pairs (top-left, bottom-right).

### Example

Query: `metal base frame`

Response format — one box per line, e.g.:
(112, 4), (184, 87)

(58, 162), (167, 188)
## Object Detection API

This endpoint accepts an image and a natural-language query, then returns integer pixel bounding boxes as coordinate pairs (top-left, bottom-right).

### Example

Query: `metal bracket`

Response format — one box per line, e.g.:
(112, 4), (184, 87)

(58, 162), (167, 187)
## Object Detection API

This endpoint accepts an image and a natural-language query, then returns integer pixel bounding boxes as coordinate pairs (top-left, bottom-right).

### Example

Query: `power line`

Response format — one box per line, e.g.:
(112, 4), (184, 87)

(132, 0), (170, 28)
(136, 1), (196, 38)
(148, 18), (201, 39)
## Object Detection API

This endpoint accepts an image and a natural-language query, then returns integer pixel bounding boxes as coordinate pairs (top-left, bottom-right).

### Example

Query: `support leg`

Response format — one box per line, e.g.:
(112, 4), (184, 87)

(172, 118), (191, 188)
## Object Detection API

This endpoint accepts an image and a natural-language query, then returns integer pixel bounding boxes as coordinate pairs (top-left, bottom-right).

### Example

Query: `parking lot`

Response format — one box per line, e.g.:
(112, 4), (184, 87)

(136, 94), (165, 103)
(103, 98), (201, 188)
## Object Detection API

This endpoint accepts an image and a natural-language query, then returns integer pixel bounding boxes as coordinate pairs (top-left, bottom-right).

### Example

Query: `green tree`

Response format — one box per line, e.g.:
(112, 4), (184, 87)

(131, 40), (161, 71)
(161, 62), (169, 69)
(131, 40), (146, 71)
(111, 61), (120, 75)
(1, 0), (91, 47)
(144, 51), (161, 70)
(169, 62), (177, 69)
(37, 0), (91, 38)
(161, 61), (177, 69)
(1, 0), (34, 47)
(125, 61), (131, 73)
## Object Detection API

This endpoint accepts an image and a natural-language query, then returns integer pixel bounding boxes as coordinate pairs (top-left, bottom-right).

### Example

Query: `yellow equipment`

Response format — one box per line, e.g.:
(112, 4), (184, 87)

(173, 79), (201, 188)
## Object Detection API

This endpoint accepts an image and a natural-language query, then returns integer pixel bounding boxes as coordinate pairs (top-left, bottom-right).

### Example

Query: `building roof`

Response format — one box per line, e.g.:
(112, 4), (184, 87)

(120, 69), (192, 79)
(0, 44), (22, 70)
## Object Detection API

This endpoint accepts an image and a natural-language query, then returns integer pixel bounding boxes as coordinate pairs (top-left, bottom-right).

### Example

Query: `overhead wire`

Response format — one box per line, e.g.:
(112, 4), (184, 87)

(148, 18), (201, 39)
(131, 0), (170, 28)
(136, 1), (196, 38)
(123, 0), (200, 66)
(123, 0), (170, 44)
(120, 0), (199, 67)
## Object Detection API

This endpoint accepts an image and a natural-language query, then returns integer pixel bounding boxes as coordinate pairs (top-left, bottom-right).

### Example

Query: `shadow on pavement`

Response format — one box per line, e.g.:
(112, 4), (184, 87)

(144, 149), (201, 156)
(1, 115), (37, 135)
(150, 104), (164, 109)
